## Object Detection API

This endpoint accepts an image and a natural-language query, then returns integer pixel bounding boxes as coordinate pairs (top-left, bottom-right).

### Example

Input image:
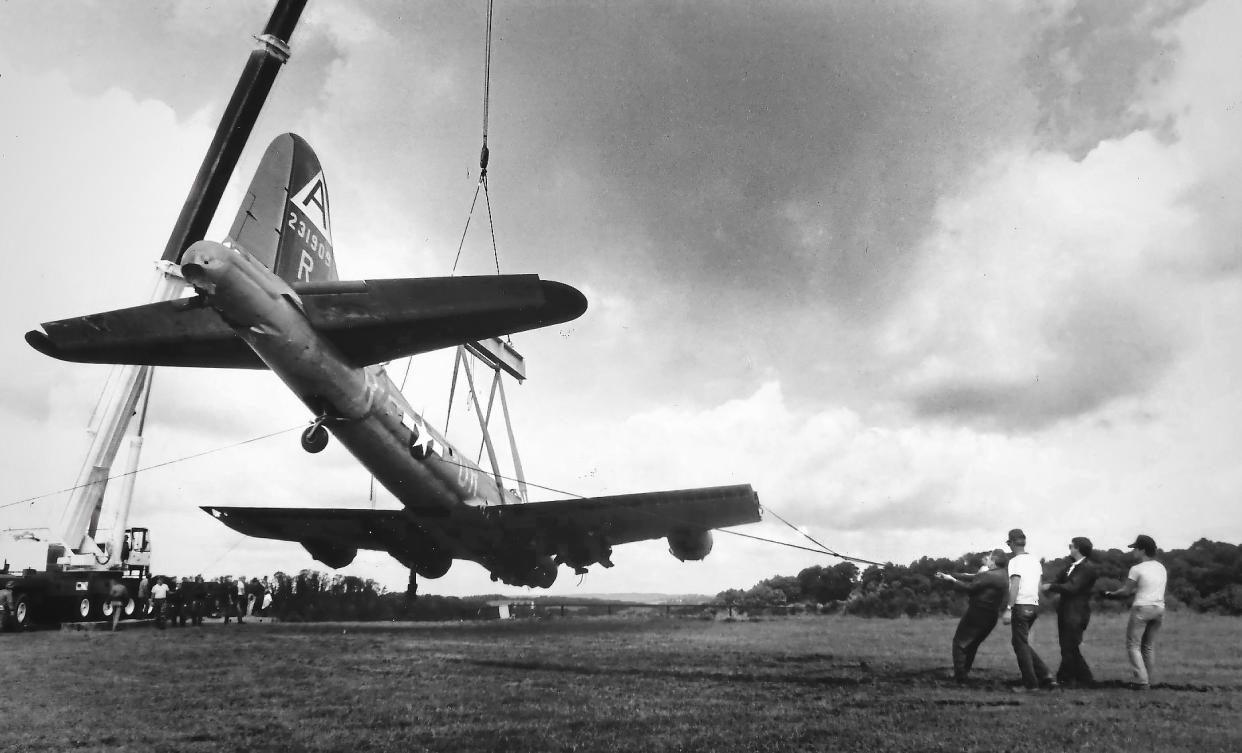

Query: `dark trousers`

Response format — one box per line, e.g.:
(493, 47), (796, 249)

(1011, 605), (1052, 688)
(952, 606), (998, 680)
(224, 599), (245, 623)
(1056, 610), (1093, 685)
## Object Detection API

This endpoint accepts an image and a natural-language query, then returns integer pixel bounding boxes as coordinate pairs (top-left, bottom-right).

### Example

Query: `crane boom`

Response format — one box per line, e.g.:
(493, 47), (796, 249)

(56, 267), (184, 564)
(51, 0), (308, 568)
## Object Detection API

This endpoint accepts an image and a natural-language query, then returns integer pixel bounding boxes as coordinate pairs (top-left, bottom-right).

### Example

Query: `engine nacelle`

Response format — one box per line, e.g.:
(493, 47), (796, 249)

(492, 556), (559, 589)
(557, 534), (613, 571)
(414, 550), (452, 579)
(668, 529), (713, 561)
(302, 540), (358, 569)
(527, 557), (559, 588)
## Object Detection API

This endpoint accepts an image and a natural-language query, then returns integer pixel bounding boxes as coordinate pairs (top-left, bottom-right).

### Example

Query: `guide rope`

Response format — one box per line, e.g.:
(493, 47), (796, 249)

(762, 506), (885, 567)
(5, 417), (884, 572)
(2, 424), (305, 511)
(430, 455), (887, 567)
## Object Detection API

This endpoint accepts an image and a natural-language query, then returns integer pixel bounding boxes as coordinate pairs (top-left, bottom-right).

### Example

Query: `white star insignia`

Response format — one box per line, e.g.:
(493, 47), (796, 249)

(412, 423), (437, 458)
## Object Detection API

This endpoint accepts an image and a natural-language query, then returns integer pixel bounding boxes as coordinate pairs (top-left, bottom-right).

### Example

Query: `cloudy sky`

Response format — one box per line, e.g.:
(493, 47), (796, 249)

(2, 1), (1238, 596)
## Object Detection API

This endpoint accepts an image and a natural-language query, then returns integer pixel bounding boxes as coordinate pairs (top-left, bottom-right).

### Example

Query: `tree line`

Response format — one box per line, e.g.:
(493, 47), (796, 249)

(175, 539), (1240, 622)
(712, 538), (1242, 617)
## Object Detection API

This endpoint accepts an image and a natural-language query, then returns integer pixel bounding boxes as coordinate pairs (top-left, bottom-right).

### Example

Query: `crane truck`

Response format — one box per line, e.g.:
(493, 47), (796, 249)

(1, 0), (309, 629)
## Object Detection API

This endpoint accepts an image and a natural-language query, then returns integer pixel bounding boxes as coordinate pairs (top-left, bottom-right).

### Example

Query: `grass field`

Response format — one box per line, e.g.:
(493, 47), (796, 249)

(2, 612), (1239, 752)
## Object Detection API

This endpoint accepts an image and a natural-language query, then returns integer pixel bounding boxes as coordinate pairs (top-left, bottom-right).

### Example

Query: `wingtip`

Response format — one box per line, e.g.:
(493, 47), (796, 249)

(24, 329), (59, 359)
(542, 280), (589, 322)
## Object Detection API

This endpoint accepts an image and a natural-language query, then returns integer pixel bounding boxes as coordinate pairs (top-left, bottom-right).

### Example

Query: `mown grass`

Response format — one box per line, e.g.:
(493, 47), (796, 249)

(1, 613), (1238, 752)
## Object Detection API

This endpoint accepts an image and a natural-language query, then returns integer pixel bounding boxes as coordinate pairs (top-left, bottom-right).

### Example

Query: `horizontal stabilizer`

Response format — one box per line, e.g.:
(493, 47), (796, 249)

(297, 274), (585, 366)
(27, 274), (587, 369)
(26, 295), (262, 368)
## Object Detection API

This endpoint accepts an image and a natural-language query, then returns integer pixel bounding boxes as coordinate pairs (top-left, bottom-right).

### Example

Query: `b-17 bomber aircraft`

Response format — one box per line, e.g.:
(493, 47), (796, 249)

(27, 134), (761, 590)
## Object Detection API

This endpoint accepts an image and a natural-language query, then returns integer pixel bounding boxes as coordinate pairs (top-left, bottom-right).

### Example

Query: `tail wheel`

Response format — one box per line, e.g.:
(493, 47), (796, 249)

(301, 423), (329, 453)
(13, 595), (31, 629)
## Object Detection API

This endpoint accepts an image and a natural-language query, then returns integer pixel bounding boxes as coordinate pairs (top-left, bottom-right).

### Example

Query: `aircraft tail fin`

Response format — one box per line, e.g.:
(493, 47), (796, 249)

(227, 133), (337, 285)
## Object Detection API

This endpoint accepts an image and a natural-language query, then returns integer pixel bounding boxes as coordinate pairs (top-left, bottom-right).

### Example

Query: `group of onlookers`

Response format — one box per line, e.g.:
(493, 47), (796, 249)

(936, 529), (1167, 691)
(110, 575), (271, 630)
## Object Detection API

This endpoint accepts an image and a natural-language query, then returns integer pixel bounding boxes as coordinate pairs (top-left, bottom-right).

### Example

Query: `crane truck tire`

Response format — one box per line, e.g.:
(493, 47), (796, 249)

(13, 594), (31, 630)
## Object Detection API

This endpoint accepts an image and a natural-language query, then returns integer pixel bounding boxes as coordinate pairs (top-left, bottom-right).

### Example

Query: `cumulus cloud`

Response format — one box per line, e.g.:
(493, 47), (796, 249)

(3, 2), (1240, 596)
(877, 137), (1192, 429)
(873, 1), (1240, 432)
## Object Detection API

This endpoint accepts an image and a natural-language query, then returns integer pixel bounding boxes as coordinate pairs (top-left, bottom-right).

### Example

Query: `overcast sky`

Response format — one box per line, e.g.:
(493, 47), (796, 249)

(2, 1), (1238, 596)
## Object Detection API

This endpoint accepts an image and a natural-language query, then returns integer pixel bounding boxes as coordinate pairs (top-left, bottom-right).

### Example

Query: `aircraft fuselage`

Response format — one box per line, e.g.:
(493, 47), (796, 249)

(179, 240), (548, 584)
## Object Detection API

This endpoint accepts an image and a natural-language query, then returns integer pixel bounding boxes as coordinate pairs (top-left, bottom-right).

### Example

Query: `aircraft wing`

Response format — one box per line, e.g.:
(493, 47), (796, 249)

(27, 274), (586, 368)
(202, 484), (761, 573)
(201, 506), (419, 553)
(488, 484), (762, 547)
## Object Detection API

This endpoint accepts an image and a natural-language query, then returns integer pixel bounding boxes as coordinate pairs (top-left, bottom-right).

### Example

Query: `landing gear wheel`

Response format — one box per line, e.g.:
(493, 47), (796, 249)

(75, 597), (91, 621)
(301, 423), (329, 453)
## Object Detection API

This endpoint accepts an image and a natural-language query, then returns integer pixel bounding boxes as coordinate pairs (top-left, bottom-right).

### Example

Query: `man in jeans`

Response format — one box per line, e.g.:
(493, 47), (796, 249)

(1106, 534), (1167, 690)
(1004, 528), (1055, 691)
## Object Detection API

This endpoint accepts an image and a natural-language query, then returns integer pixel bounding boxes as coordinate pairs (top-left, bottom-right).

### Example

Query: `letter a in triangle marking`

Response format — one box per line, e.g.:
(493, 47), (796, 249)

(290, 171), (331, 241)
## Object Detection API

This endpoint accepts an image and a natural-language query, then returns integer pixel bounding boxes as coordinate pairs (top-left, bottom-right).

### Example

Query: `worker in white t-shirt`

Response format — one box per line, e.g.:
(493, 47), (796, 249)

(1004, 528), (1055, 691)
(149, 577), (170, 630)
(1105, 534), (1168, 689)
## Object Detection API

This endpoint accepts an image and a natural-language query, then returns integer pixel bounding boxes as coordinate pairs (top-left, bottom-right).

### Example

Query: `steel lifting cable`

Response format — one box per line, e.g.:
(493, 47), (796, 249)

(440, 6), (884, 568)
(451, 0), (500, 277)
(447, 0), (503, 432)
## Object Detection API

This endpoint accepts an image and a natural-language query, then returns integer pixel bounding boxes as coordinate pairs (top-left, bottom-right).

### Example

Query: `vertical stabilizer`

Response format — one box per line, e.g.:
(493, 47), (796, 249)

(226, 133), (337, 284)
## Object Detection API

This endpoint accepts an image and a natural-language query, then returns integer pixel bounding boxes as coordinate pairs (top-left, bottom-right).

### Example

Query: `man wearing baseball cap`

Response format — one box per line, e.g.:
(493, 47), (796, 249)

(1105, 534), (1167, 689)
(1004, 528), (1055, 690)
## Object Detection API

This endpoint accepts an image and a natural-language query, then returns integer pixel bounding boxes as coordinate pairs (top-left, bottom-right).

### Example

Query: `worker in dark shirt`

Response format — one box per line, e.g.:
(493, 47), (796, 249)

(108, 579), (128, 632)
(0, 581), (14, 631)
(1041, 536), (1099, 687)
(189, 576), (207, 626)
(936, 550), (1009, 683)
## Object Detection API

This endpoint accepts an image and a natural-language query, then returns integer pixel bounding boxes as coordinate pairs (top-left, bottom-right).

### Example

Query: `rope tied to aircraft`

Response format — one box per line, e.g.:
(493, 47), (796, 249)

(424, 454), (890, 569)
(6, 419), (886, 570)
